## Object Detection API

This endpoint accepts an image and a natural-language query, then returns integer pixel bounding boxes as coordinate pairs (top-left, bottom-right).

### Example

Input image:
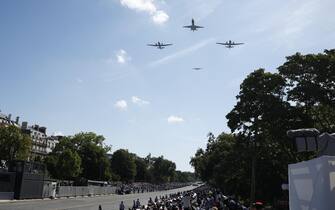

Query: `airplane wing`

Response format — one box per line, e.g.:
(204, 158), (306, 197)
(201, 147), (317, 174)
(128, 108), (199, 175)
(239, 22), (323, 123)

(195, 25), (204, 28)
(147, 44), (158, 46)
(216, 42), (229, 45)
(183, 25), (192, 28)
(233, 43), (244, 45)
(161, 44), (173, 46)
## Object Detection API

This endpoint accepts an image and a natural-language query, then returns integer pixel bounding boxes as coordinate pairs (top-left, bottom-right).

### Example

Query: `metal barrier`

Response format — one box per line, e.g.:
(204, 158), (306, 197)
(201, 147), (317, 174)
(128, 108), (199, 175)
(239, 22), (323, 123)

(0, 192), (14, 200)
(57, 186), (117, 198)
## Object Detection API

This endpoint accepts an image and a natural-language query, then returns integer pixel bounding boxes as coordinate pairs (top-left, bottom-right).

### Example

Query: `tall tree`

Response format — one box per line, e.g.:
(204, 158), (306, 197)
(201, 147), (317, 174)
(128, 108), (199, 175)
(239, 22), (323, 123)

(58, 149), (82, 180)
(134, 157), (149, 182)
(278, 49), (335, 132)
(0, 125), (31, 164)
(192, 49), (335, 203)
(174, 171), (196, 183)
(225, 69), (298, 201)
(46, 132), (111, 181)
(151, 156), (176, 183)
(79, 143), (111, 180)
(110, 149), (136, 182)
(226, 69), (287, 136)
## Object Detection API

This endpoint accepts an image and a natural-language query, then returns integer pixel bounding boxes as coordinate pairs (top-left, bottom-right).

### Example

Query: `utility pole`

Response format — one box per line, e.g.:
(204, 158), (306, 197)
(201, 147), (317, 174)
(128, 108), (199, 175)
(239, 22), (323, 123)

(250, 136), (257, 206)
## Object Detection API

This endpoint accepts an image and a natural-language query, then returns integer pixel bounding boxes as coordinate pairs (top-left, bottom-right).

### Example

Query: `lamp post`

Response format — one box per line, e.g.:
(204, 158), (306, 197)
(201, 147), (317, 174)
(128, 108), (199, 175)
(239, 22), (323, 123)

(250, 135), (258, 205)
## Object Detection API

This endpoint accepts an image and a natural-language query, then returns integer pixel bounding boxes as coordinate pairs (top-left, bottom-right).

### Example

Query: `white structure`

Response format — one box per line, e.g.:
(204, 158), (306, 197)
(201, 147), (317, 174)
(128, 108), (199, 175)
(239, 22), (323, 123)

(46, 136), (60, 154)
(289, 156), (335, 210)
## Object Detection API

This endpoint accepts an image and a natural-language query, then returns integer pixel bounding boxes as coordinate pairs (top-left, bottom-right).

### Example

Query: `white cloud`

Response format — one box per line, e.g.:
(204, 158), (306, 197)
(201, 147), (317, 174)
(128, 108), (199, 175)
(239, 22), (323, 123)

(114, 100), (128, 111)
(149, 38), (215, 67)
(120, 0), (169, 24)
(167, 115), (184, 124)
(116, 49), (131, 64)
(76, 78), (83, 83)
(120, 0), (156, 13)
(131, 96), (150, 106)
(52, 131), (64, 136)
(152, 10), (169, 24)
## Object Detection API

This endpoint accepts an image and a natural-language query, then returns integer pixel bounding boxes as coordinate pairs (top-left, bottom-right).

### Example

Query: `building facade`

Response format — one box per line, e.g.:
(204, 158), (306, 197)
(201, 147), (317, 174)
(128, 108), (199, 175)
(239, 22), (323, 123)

(0, 112), (20, 128)
(1, 111), (60, 160)
(21, 122), (61, 160)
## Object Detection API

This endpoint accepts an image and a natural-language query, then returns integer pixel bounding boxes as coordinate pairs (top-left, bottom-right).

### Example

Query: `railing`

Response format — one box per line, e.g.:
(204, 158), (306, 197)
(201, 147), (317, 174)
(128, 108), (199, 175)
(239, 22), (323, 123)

(0, 192), (14, 200)
(56, 186), (117, 198)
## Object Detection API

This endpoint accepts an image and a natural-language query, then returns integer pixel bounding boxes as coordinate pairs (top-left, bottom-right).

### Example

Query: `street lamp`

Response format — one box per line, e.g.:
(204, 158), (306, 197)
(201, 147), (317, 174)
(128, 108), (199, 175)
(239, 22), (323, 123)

(250, 135), (260, 206)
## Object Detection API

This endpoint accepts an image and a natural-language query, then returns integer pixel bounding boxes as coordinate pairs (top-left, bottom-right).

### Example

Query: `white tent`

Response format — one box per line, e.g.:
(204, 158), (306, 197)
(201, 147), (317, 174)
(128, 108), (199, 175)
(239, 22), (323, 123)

(289, 156), (335, 210)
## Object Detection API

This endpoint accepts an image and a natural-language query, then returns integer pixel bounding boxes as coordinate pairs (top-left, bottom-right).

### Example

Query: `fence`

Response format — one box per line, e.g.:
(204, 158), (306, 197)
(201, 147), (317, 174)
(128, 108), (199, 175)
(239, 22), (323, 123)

(0, 192), (14, 200)
(57, 186), (117, 198)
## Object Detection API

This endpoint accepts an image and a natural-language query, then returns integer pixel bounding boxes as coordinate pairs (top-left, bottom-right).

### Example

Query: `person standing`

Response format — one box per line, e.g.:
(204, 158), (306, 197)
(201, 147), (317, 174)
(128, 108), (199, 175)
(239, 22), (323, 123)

(120, 201), (125, 210)
(132, 200), (136, 210)
(182, 194), (192, 210)
(136, 199), (141, 208)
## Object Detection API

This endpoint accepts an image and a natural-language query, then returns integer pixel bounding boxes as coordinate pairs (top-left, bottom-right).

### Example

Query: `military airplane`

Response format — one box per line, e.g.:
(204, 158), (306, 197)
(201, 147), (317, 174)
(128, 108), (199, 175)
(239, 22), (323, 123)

(183, 19), (204, 31)
(192, 67), (203, 71)
(147, 42), (173, 49)
(216, 40), (244, 48)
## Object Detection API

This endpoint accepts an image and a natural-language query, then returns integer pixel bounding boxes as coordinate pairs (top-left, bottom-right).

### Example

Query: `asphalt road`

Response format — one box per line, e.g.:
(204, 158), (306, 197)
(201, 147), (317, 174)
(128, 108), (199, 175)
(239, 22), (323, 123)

(0, 185), (197, 210)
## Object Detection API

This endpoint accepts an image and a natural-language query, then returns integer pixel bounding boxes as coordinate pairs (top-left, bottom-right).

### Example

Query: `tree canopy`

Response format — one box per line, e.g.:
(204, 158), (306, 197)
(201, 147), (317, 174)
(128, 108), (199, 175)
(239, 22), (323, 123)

(0, 125), (32, 165)
(45, 132), (195, 183)
(192, 49), (335, 203)
(150, 156), (176, 183)
(110, 149), (136, 182)
(45, 132), (111, 181)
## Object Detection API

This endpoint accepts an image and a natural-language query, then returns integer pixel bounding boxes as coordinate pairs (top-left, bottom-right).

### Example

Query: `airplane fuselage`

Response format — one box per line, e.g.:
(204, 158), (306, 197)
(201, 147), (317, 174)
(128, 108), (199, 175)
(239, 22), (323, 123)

(184, 18), (203, 31)
(190, 19), (196, 31)
(226, 40), (234, 48)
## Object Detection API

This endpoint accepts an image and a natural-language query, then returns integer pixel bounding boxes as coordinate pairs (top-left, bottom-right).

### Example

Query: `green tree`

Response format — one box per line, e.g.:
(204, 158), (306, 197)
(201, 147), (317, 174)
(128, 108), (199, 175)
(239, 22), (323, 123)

(151, 156), (176, 183)
(225, 69), (298, 201)
(191, 133), (250, 197)
(0, 125), (31, 164)
(57, 149), (82, 180)
(45, 149), (81, 180)
(226, 69), (288, 136)
(110, 149), (136, 182)
(191, 49), (335, 203)
(46, 132), (111, 181)
(44, 154), (58, 178)
(134, 157), (149, 182)
(278, 49), (335, 132)
(174, 171), (196, 183)
(79, 143), (111, 180)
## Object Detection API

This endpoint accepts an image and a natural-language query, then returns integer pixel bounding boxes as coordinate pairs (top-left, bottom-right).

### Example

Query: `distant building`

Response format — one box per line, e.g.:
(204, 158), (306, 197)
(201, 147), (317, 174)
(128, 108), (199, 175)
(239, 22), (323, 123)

(46, 135), (61, 154)
(1, 110), (61, 160)
(0, 112), (20, 127)
(21, 123), (48, 159)
(21, 122), (61, 160)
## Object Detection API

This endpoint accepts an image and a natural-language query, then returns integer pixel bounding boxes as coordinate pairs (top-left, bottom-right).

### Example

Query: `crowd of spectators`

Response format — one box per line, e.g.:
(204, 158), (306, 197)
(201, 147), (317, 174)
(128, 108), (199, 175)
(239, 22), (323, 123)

(119, 185), (265, 210)
(116, 183), (191, 195)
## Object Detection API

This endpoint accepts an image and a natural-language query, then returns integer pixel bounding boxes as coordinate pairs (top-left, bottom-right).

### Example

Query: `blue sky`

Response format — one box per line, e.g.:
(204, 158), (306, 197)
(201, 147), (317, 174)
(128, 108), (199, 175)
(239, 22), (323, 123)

(1, 0), (334, 171)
